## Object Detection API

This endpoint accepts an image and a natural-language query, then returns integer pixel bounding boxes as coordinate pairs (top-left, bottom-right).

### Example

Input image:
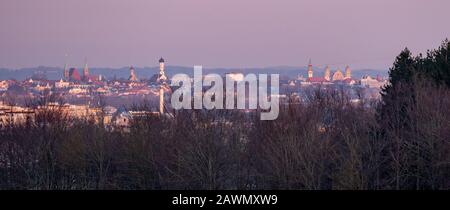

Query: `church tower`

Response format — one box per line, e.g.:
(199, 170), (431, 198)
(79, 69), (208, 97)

(307, 59), (313, 78)
(63, 54), (69, 80)
(158, 57), (167, 82)
(332, 68), (344, 81)
(324, 65), (331, 81)
(345, 65), (351, 79)
(158, 57), (167, 114)
(63, 63), (69, 80)
(129, 66), (138, 81)
(83, 58), (89, 80)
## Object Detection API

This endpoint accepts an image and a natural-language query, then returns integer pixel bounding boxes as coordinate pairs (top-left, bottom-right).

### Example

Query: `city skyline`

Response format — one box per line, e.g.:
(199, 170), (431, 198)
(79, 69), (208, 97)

(1, 0), (449, 69)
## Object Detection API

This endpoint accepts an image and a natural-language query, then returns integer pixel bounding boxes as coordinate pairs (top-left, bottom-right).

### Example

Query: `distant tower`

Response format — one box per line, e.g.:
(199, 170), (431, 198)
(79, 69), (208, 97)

(63, 63), (69, 80)
(158, 57), (167, 82)
(324, 65), (331, 81)
(83, 58), (89, 80)
(332, 68), (344, 81)
(129, 66), (138, 81)
(307, 59), (313, 78)
(345, 65), (351, 79)
(158, 57), (167, 114)
(63, 54), (69, 80)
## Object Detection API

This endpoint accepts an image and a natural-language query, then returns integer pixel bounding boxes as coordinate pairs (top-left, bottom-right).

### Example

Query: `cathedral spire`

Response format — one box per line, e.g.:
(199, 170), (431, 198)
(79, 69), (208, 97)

(63, 54), (69, 80)
(83, 57), (89, 79)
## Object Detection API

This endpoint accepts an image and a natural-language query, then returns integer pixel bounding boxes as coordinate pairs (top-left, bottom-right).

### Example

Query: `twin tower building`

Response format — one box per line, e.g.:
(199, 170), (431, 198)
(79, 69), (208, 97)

(63, 59), (97, 82)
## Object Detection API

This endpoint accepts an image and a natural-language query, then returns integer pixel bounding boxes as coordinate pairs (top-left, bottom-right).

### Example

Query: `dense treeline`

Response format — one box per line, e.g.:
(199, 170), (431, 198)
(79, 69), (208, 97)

(0, 40), (449, 190)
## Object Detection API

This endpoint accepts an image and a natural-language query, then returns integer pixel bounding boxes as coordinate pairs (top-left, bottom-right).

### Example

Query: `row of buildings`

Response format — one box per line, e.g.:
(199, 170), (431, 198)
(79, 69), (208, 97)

(1, 57), (170, 101)
(0, 58), (170, 129)
(288, 60), (387, 88)
(0, 101), (162, 131)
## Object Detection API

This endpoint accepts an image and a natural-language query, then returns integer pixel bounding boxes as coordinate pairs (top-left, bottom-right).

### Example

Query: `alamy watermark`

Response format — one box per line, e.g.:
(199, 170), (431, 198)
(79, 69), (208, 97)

(170, 66), (279, 120)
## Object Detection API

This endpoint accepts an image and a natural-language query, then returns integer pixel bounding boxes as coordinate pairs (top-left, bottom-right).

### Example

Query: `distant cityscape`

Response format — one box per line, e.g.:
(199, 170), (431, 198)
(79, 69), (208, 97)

(0, 57), (388, 129)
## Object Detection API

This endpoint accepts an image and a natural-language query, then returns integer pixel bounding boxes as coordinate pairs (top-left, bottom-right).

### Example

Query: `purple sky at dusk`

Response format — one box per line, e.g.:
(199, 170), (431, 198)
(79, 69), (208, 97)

(0, 0), (449, 69)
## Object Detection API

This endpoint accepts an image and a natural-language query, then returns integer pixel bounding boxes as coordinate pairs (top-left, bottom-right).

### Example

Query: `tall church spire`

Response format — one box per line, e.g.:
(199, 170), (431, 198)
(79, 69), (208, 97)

(83, 57), (89, 79)
(63, 54), (69, 80)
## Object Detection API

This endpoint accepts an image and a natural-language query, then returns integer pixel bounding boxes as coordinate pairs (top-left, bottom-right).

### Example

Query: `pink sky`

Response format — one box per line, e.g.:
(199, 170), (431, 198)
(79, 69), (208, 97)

(0, 0), (449, 69)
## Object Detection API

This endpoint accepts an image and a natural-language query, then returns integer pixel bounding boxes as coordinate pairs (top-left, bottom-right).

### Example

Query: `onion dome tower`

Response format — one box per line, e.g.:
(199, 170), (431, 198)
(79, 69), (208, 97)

(324, 65), (331, 81)
(345, 65), (351, 79)
(129, 66), (138, 81)
(332, 68), (344, 81)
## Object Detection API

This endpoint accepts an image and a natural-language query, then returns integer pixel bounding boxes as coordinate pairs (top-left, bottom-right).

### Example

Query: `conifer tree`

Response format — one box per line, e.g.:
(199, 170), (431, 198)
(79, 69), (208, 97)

(423, 39), (450, 87)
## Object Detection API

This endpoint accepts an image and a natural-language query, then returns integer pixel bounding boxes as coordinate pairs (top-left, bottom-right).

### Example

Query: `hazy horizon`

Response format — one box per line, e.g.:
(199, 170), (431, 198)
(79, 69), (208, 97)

(1, 0), (449, 69)
(0, 64), (388, 71)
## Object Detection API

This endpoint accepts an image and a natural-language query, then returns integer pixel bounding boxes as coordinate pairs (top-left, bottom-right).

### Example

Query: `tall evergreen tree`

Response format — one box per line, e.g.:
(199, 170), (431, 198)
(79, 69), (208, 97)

(380, 48), (418, 121)
(422, 39), (450, 87)
(378, 48), (419, 189)
(382, 48), (417, 94)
